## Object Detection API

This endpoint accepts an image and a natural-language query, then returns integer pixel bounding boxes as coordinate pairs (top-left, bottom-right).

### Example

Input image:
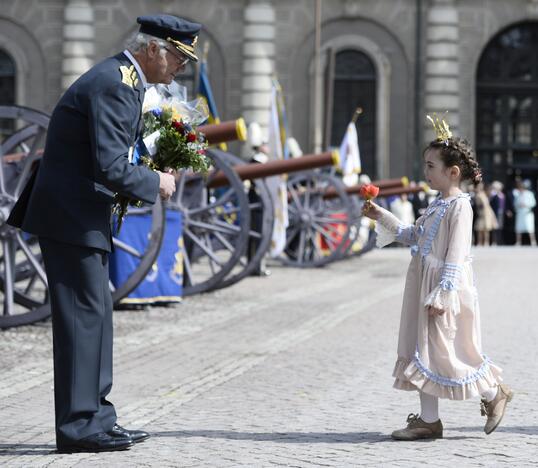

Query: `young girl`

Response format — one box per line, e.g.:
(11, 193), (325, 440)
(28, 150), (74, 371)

(363, 128), (513, 440)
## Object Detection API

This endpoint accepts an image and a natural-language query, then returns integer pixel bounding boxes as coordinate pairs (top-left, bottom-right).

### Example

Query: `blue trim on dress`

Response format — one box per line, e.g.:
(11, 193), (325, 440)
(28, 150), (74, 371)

(396, 224), (416, 246)
(410, 193), (471, 260)
(413, 347), (492, 387)
(439, 262), (462, 290)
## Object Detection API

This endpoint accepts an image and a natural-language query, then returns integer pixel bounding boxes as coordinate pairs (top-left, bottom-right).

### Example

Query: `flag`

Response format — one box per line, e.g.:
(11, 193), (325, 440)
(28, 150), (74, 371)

(273, 78), (290, 160)
(266, 79), (289, 257)
(339, 122), (362, 186)
(197, 60), (227, 151)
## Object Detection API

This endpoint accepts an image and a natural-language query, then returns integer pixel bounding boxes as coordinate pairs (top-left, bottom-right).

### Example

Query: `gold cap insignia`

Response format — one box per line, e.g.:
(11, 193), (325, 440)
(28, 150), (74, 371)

(120, 65), (139, 88)
(166, 36), (199, 62)
(427, 113), (453, 144)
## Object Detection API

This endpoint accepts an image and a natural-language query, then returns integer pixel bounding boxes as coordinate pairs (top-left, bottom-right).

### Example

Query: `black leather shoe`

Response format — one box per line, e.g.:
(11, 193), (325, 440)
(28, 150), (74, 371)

(108, 423), (150, 443)
(57, 431), (134, 453)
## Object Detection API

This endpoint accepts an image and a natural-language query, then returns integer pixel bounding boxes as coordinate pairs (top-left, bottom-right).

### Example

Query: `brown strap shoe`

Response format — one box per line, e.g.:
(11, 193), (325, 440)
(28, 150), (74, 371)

(481, 384), (514, 435)
(391, 413), (443, 441)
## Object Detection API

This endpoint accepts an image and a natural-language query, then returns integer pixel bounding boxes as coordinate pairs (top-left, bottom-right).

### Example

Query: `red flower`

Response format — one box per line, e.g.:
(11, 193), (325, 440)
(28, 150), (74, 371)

(172, 120), (183, 131)
(186, 132), (197, 143)
(359, 183), (380, 200)
(197, 149), (205, 155)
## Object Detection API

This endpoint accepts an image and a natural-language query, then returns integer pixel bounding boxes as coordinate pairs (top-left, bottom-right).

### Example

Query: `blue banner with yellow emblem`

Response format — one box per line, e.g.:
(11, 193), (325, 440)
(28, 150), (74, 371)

(109, 209), (183, 304)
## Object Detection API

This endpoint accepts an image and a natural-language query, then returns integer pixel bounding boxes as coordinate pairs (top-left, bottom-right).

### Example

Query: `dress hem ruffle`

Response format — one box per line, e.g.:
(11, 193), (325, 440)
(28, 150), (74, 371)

(392, 357), (503, 400)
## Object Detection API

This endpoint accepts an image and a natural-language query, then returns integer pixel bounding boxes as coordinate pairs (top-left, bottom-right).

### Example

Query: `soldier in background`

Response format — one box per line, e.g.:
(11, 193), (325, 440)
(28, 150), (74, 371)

(246, 122), (271, 276)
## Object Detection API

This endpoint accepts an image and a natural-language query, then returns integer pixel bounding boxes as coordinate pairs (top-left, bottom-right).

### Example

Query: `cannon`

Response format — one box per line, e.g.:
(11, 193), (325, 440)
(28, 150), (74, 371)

(172, 149), (350, 295)
(204, 150), (355, 268)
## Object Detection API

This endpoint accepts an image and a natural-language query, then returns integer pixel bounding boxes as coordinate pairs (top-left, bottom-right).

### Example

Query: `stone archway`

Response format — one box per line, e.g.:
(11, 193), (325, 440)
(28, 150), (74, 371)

(476, 21), (538, 184)
(0, 18), (47, 111)
(318, 34), (391, 179)
(290, 17), (410, 179)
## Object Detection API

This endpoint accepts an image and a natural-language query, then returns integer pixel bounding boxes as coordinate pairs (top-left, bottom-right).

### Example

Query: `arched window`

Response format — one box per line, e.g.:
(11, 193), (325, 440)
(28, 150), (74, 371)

(327, 49), (376, 176)
(476, 22), (538, 183)
(0, 49), (16, 140)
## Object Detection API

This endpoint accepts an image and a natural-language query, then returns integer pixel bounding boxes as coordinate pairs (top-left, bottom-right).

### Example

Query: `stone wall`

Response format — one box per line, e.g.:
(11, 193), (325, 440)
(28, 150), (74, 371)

(0, 0), (532, 178)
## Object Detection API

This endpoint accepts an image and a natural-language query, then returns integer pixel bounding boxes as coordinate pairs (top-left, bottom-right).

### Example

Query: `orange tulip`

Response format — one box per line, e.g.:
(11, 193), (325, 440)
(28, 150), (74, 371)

(359, 183), (380, 200)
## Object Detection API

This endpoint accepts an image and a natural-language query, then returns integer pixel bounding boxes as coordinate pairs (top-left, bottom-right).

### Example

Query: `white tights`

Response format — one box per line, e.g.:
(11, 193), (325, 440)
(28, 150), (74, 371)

(419, 391), (439, 423)
(481, 386), (498, 402)
(419, 385), (498, 423)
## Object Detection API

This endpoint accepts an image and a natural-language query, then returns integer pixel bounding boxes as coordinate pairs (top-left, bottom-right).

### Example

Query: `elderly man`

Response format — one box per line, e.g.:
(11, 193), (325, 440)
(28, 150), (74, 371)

(8, 14), (201, 453)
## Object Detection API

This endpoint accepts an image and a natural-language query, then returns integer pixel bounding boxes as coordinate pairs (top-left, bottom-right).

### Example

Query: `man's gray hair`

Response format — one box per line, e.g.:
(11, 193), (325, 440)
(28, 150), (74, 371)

(125, 32), (167, 55)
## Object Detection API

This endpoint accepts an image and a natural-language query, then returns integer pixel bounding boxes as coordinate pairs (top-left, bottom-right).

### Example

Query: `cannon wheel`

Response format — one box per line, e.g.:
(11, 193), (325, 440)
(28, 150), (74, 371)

(173, 150), (250, 296)
(208, 149), (274, 289)
(0, 106), (51, 328)
(0, 105), (165, 327)
(343, 195), (377, 257)
(282, 171), (353, 267)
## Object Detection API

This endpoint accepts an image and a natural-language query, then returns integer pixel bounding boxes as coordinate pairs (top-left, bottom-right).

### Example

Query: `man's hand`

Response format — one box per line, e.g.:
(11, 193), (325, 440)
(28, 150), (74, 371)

(157, 171), (176, 200)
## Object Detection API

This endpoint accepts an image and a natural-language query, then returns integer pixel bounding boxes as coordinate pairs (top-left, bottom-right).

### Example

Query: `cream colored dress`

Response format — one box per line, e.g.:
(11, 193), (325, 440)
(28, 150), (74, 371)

(375, 193), (502, 400)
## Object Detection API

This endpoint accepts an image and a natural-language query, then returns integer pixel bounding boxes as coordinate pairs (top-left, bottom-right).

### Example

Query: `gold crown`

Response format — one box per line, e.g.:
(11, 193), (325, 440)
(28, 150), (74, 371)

(427, 113), (452, 144)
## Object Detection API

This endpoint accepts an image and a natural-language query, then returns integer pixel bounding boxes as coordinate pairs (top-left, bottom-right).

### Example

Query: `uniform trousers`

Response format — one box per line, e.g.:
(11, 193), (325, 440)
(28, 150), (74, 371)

(39, 237), (117, 444)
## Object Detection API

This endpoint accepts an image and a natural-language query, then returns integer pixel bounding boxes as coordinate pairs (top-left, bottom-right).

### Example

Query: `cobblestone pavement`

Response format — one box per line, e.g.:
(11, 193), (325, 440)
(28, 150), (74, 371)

(0, 247), (536, 467)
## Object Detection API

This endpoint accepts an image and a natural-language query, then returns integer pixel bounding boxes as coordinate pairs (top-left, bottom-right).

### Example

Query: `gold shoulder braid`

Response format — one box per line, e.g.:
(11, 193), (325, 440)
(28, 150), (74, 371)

(427, 113), (452, 145)
(119, 65), (139, 88)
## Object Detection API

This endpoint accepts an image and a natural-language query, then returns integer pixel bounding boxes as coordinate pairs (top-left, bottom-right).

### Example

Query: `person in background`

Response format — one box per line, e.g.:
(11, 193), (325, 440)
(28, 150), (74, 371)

(390, 193), (415, 230)
(246, 122), (270, 275)
(474, 182), (498, 246)
(410, 184), (429, 220)
(488, 181), (506, 245)
(513, 178), (537, 246)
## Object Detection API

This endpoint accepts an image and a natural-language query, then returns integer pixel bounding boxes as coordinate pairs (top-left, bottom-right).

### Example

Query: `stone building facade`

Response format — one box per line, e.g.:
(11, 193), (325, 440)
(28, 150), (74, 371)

(1, 0), (537, 185)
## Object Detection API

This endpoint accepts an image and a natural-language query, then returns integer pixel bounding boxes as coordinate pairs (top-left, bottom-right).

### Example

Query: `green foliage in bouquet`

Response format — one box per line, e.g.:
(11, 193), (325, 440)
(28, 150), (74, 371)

(113, 105), (211, 233)
(142, 106), (210, 173)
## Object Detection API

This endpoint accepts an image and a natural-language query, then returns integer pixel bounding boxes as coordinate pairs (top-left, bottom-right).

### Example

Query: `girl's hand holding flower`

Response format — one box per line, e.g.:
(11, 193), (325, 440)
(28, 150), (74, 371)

(359, 184), (381, 220)
(361, 200), (383, 220)
(428, 306), (445, 316)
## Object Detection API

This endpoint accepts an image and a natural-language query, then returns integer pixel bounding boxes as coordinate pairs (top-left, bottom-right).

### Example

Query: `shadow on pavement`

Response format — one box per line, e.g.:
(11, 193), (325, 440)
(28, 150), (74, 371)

(450, 426), (538, 435)
(0, 443), (56, 456)
(154, 430), (396, 443)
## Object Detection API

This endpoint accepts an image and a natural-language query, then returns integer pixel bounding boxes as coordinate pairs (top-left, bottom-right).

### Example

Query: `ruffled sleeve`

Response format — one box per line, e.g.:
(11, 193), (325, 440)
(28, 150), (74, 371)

(424, 198), (472, 315)
(375, 207), (417, 248)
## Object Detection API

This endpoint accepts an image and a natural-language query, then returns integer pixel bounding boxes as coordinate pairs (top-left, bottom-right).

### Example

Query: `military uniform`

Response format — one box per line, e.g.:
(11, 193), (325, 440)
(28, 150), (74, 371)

(8, 14), (201, 450)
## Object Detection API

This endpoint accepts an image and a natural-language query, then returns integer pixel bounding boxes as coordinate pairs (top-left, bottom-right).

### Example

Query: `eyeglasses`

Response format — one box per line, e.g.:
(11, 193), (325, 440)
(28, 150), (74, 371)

(162, 46), (190, 67)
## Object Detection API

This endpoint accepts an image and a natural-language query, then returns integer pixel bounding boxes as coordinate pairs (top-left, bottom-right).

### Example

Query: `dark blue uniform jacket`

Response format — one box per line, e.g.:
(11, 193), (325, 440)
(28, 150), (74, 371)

(11, 53), (159, 252)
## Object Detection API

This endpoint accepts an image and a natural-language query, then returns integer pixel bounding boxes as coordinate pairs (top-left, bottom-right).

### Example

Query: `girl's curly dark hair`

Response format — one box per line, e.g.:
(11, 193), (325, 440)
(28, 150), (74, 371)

(424, 137), (482, 185)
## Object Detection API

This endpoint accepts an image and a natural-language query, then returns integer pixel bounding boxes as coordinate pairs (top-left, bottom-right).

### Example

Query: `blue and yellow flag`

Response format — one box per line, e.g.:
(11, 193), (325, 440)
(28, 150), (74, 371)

(198, 61), (227, 151)
(272, 78), (290, 159)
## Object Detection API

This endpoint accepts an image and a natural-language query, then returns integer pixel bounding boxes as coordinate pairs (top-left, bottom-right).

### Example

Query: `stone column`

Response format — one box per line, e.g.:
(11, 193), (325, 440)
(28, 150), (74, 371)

(61, 0), (95, 91)
(423, 0), (460, 143)
(241, 0), (275, 140)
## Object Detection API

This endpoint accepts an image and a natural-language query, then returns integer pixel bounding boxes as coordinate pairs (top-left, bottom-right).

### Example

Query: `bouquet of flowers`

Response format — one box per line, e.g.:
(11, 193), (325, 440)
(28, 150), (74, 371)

(114, 83), (211, 232)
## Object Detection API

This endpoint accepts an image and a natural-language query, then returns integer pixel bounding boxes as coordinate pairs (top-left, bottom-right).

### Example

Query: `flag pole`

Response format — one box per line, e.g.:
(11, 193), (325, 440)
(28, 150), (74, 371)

(313, 0), (323, 153)
(351, 106), (363, 124)
(202, 41), (210, 64)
